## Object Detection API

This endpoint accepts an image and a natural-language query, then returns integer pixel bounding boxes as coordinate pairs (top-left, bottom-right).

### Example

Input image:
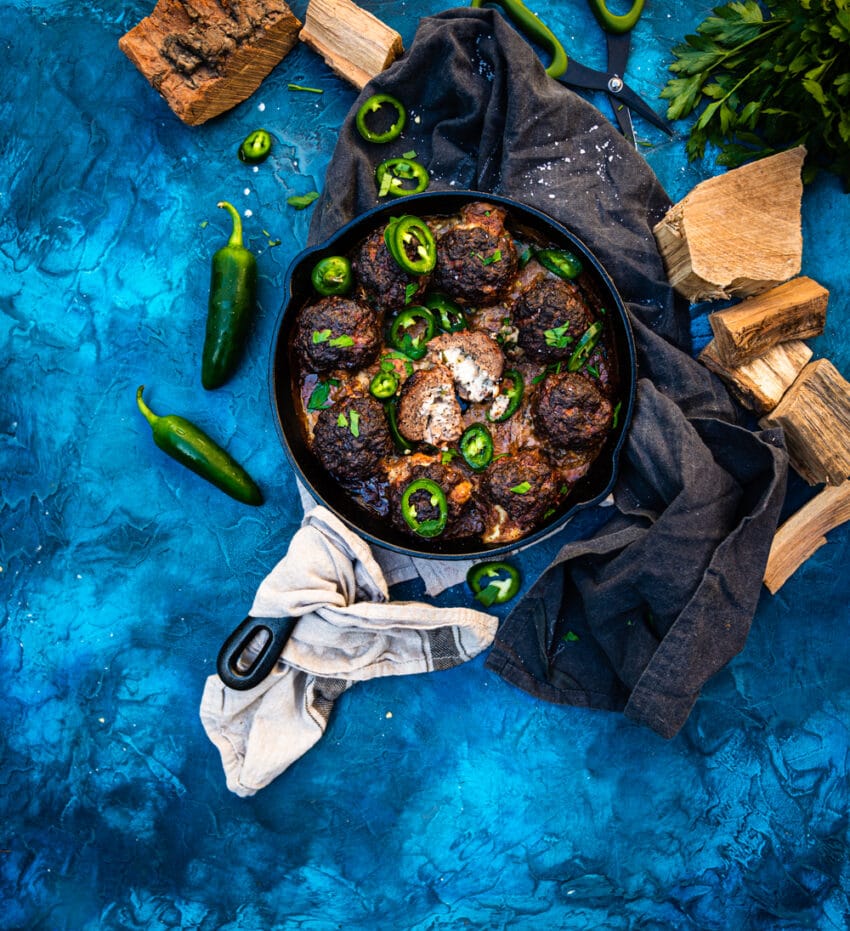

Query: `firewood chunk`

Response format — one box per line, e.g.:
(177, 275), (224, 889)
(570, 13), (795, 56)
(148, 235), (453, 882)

(119, 0), (302, 125)
(653, 147), (806, 302)
(300, 0), (403, 90)
(708, 277), (828, 367)
(764, 480), (850, 594)
(699, 339), (813, 414)
(760, 359), (850, 486)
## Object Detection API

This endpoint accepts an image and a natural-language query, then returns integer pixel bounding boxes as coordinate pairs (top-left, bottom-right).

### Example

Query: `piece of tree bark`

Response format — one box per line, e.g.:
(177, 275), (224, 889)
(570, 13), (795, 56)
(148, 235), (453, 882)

(652, 146), (806, 303)
(699, 338), (813, 414)
(299, 0), (403, 90)
(119, 0), (302, 126)
(760, 359), (850, 486)
(764, 479), (850, 593)
(708, 276), (828, 367)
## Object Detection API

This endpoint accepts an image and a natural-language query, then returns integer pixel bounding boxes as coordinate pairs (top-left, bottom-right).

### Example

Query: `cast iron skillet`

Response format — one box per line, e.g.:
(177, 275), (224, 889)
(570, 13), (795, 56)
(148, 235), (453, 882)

(271, 191), (636, 559)
(217, 191), (637, 690)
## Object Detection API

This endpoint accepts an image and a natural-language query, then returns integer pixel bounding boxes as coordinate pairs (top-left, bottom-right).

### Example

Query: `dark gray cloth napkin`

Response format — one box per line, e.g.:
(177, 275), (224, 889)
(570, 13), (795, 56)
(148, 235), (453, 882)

(308, 8), (788, 739)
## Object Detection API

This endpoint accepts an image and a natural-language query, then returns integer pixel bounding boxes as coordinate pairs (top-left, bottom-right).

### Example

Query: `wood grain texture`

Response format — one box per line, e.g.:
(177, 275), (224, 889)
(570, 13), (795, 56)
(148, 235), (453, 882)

(652, 147), (806, 303)
(119, 0), (302, 125)
(299, 0), (403, 90)
(699, 338), (813, 414)
(760, 359), (850, 486)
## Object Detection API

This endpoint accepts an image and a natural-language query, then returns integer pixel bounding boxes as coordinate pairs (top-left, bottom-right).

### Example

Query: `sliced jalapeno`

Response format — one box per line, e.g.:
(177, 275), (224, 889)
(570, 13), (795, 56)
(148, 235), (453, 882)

(385, 400), (414, 453)
(376, 157), (430, 197)
(311, 256), (353, 296)
(369, 370), (399, 399)
(384, 215), (437, 275)
(567, 321), (604, 372)
(401, 478), (448, 538)
(238, 129), (273, 164)
(423, 293), (467, 332)
(487, 369), (524, 423)
(387, 305), (436, 360)
(467, 561), (521, 607)
(537, 247), (584, 280)
(355, 93), (407, 144)
(459, 423), (494, 472)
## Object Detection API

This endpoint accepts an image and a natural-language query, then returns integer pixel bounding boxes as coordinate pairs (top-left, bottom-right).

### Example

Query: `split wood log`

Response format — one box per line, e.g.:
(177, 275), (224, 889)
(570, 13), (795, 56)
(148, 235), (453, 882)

(299, 0), (403, 90)
(652, 146), (806, 303)
(764, 480), (850, 593)
(119, 0), (302, 126)
(760, 359), (850, 486)
(708, 276), (828, 367)
(699, 339), (813, 414)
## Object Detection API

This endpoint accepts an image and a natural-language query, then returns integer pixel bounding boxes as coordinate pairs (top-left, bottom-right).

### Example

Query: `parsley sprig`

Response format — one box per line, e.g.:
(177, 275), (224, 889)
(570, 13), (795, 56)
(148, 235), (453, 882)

(661, 0), (850, 188)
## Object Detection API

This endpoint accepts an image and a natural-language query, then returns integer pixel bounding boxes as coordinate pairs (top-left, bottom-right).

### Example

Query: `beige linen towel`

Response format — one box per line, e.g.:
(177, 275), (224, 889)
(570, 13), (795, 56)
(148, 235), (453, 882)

(200, 506), (498, 796)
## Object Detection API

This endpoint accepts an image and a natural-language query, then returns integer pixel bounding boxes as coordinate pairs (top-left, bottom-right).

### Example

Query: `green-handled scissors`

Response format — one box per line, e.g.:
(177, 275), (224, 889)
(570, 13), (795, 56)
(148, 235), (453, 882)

(471, 0), (672, 145)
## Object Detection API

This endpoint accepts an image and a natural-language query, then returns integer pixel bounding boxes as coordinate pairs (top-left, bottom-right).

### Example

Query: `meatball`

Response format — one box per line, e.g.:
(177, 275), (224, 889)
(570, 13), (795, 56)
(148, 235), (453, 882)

(513, 277), (595, 363)
(427, 330), (505, 402)
(352, 228), (427, 313)
(531, 371), (613, 453)
(482, 448), (559, 533)
(386, 453), (485, 540)
(311, 393), (393, 484)
(432, 202), (518, 305)
(396, 366), (463, 447)
(294, 295), (381, 372)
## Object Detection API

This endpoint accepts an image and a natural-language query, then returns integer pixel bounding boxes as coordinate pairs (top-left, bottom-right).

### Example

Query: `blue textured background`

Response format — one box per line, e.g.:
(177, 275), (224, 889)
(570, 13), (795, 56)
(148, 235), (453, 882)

(2, 1), (848, 928)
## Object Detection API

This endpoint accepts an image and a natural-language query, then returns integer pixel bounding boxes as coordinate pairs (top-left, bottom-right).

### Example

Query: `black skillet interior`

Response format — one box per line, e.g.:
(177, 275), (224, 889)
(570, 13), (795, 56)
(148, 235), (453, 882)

(269, 191), (637, 559)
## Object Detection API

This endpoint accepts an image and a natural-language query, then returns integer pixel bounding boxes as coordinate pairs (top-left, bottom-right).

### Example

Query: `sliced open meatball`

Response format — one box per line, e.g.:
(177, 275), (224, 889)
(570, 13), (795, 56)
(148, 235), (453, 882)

(432, 202), (518, 305)
(352, 228), (427, 314)
(531, 371), (613, 454)
(396, 365), (463, 447)
(294, 295), (382, 373)
(427, 330), (505, 402)
(386, 453), (485, 540)
(311, 393), (393, 485)
(513, 277), (595, 363)
(482, 448), (559, 535)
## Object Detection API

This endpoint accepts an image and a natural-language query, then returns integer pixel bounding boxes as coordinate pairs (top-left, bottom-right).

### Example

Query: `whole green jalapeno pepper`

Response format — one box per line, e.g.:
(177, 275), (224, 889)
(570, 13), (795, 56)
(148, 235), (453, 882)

(202, 201), (258, 390)
(136, 386), (263, 505)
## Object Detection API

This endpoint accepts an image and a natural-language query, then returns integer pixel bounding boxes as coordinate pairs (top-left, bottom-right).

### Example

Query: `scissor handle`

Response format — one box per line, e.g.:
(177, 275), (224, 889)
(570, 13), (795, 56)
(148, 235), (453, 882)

(471, 0), (568, 78)
(216, 615), (298, 691)
(587, 0), (645, 34)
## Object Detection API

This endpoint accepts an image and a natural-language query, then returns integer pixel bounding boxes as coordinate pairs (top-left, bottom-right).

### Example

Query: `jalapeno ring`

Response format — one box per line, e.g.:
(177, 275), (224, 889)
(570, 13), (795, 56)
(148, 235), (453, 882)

(375, 157), (430, 198)
(423, 293), (467, 333)
(537, 247), (584, 280)
(311, 256), (353, 296)
(387, 305), (436, 360)
(567, 321), (604, 372)
(238, 129), (273, 164)
(369, 370), (400, 399)
(459, 423), (494, 472)
(401, 478), (448, 537)
(355, 94), (407, 144)
(384, 215), (437, 275)
(466, 561), (521, 607)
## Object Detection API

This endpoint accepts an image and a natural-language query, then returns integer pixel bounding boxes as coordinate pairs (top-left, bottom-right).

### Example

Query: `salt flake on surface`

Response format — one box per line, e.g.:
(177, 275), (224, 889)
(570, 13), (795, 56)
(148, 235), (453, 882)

(258, 102), (266, 112)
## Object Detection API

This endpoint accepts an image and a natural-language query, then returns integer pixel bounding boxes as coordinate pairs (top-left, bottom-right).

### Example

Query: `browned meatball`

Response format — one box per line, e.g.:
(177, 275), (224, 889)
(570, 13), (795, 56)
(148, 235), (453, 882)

(427, 330), (505, 402)
(531, 371), (613, 453)
(386, 453), (485, 540)
(312, 393), (393, 484)
(352, 228), (427, 313)
(294, 296), (382, 373)
(432, 202), (518, 305)
(482, 448), (559, 532)
(513, 277), (595, 363)
(396, 366), (463, 447)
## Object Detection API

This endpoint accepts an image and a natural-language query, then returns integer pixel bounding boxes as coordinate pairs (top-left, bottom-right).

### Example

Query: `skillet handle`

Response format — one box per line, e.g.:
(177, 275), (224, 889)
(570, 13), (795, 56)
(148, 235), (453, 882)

(216, 615), (298, 691)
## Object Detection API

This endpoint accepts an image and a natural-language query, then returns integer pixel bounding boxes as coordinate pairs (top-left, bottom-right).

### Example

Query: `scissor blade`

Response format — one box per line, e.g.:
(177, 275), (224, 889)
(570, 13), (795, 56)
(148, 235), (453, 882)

(560, 61), (673, 136)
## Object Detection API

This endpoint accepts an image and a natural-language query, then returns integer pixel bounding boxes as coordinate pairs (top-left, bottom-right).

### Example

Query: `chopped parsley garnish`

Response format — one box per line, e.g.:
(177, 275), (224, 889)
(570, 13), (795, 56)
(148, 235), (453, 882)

(510, 481), (532, 495)
(544, 323), (573, 349)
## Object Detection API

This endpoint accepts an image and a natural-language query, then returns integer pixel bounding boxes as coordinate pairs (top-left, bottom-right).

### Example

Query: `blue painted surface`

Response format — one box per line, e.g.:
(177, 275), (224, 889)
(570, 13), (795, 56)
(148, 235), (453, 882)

(2, 2), (848, 928)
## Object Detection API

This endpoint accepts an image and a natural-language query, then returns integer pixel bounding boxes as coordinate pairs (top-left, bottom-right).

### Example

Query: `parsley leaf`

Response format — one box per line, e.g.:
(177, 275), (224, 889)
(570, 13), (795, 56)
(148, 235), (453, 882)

(661, 0), (850, 188)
